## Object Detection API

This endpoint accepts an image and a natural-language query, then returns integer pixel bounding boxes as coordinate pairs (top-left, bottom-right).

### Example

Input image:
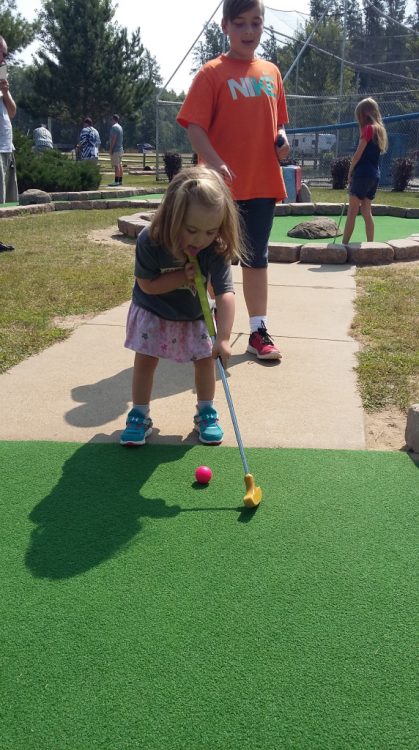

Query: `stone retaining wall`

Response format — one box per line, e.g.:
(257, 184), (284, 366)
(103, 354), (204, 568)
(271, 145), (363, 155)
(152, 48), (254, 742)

(117, 212), (419, 266)
(2, 192), (418, 266)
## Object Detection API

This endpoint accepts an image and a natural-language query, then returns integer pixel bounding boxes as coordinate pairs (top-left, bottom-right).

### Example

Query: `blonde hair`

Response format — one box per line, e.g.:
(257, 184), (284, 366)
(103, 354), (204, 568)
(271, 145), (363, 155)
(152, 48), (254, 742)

(150, 166), (246, 263)
(355, 97), (388, 153)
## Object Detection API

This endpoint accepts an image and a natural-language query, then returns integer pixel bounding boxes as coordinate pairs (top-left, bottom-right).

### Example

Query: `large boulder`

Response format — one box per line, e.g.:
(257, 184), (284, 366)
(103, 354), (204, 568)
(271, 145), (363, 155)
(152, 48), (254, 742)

(19, 189), (52, 205)
(288, 217), (341, 239)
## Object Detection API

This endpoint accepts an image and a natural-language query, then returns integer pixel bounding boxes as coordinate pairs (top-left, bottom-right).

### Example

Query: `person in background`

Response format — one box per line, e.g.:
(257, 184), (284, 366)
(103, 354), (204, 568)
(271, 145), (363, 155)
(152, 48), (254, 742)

(108, 113), (123, 186)
(33, 123), (53, 152)
(177, 0), (290, 362)
(342, 97), (388, 244)
(77, 117), (101, 162)
(0, 34), (16, 251)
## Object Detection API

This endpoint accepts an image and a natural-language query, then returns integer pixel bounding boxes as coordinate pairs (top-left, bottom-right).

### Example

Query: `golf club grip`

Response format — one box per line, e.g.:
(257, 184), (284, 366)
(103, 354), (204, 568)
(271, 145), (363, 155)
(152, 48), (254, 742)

(186, 254), (216, 336)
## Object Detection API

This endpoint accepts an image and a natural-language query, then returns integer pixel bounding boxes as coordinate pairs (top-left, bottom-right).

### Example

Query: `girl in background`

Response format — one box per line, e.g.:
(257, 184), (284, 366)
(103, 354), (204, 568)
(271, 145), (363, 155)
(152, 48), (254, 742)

(343, 97), (388, 244)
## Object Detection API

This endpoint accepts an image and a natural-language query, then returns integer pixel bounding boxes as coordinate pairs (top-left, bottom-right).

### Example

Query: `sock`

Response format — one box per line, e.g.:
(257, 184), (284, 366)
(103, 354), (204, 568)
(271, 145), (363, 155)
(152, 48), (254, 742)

(133, 403), (150, 417)
(197, 400), (214, 413)
(249, 316), (267, 333)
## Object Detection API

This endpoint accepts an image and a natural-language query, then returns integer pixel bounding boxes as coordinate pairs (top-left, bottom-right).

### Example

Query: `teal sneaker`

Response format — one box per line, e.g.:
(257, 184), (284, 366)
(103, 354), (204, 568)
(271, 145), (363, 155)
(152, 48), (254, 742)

(120, 408), (153, 446)
(194, 406), (223, 445)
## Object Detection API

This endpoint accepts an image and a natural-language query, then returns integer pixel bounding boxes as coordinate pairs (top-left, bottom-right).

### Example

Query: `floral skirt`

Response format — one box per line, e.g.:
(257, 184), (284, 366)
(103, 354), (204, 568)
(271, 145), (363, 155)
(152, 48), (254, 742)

(124, 303), (212, 363)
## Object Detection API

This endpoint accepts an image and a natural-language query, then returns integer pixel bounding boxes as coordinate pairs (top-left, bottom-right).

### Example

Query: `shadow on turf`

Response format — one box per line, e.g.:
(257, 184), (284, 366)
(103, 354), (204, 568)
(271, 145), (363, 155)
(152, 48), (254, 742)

(25, 439), (256, 580)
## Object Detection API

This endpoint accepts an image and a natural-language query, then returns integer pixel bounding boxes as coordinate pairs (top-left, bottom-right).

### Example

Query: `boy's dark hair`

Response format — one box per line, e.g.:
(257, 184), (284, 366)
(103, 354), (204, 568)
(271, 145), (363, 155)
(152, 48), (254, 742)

(223, 0), (264, 21)
(84, 117), (92, 126)
(112, 114), (120, 123)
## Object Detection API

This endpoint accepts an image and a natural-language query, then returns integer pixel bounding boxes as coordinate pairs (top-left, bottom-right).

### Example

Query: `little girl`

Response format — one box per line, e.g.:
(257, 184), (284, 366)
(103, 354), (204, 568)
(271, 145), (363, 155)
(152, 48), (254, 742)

(343, 97), (388, 244)
(120, 166), (244, 447)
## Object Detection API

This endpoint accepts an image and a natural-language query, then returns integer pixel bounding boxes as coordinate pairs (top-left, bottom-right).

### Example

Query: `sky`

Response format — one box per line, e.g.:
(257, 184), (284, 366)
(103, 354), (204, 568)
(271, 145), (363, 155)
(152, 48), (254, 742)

(13, 0), (311, 93)
(12, 0), (417, 93)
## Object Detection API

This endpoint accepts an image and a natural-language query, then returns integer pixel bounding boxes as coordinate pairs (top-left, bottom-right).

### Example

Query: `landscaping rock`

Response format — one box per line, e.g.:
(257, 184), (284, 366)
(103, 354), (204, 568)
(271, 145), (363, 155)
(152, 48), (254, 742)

(19, 189), (52, 205)
(274, 203), (291, 216)
(406, 207), (419, 219)
(386, 205), (407, 218)
(268, 242), (300, 262)
(53, 201), (72, 211)
(0, 203), (54, 217)
(288, 217), (341, 239)
(314, 202), (345, 216)
(405, 404), (419, 453)
(371, 204), (390, 215)
(289, 202), (315, 215)
(386, 238), (419, 261)
(347, 242), (394, 265)
(297, 182), (312, 202)
(117, 214), (150, 238)
(300, 243), (347, 264)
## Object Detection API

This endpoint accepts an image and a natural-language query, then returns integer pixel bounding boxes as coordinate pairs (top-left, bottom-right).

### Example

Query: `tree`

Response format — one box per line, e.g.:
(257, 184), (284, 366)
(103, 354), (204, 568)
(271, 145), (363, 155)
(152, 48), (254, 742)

(19, 0), (153, 125)
(260, 26), (279, 65)
(191, 22), (227, 73)
(0, 0), (37, 54)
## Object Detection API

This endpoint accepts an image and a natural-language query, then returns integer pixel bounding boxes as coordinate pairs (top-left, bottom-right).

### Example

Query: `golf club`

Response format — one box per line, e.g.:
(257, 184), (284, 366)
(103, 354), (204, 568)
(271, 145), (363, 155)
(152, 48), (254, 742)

(186, 252), (262, 508)
(333, 200), (347, 244)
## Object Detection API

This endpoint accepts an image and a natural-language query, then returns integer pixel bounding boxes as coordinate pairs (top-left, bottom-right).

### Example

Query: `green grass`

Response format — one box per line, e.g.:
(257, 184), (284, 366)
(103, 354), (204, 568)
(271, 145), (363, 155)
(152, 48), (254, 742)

(351, 264), (419, 411)
(0, 208), (139, 372)
(1, 441), (418, 749)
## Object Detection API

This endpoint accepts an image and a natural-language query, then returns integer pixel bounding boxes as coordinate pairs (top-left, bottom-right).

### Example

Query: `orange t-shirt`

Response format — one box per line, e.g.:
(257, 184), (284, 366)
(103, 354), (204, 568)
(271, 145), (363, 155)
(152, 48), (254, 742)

(177, 55), (289, 201)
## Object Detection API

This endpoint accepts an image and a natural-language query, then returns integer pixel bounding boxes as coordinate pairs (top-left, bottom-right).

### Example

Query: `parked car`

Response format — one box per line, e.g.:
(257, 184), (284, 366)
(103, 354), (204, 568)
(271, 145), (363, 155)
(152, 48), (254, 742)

(137, 143), (154, 153)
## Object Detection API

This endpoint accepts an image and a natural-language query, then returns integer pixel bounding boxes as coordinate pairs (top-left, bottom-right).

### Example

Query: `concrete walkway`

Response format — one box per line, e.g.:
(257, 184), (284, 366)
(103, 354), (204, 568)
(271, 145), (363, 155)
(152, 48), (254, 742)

(0, 262), (366, 449)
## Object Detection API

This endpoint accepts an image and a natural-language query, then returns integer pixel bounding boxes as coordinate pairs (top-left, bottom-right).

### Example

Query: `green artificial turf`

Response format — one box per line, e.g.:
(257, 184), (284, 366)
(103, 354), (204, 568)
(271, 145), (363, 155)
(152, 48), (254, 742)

(270, 215), (419, 244)
(1, 441), (417, 749)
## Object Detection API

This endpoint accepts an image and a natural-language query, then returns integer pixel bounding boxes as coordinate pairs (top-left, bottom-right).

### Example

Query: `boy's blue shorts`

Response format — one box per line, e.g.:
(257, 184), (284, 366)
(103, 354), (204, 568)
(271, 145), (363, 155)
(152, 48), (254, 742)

(236, 198), (276, 268)
(349, 174), (379, 201)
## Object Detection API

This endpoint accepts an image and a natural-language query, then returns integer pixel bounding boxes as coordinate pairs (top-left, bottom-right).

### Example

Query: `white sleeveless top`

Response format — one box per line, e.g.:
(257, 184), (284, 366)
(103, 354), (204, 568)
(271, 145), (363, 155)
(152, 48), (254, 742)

(0, 96), (13, 152)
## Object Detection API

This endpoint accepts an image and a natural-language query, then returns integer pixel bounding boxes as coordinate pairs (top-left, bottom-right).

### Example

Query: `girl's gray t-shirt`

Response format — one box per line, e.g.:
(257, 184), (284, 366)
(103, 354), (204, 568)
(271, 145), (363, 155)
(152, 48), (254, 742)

(132, 226), (234, 321)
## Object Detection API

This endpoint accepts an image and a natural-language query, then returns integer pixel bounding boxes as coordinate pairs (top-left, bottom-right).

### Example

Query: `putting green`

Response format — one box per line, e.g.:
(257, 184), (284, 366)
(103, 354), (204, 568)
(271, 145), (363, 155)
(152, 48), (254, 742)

(271, 214), (419, 244)
(1, 441), (417, 749)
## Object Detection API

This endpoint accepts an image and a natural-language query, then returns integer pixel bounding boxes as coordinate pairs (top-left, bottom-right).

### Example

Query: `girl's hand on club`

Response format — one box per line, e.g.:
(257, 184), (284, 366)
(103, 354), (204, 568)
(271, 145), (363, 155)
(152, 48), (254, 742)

(183, 261), (196, 283)
(212, 338), (231, 369)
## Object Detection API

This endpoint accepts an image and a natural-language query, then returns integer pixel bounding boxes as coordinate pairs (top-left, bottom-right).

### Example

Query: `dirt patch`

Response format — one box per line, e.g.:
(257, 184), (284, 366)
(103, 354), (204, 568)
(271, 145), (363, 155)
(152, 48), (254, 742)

(364, 408), (408, 451)
(52, 313), (97, 330)
(88, 227), (136, 246)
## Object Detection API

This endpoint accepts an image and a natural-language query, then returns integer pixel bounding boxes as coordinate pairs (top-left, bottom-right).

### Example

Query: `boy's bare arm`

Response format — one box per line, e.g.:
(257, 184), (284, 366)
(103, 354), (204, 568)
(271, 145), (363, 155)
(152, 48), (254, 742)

(187, 124), (235, 184)
(0, 80), (16, 118)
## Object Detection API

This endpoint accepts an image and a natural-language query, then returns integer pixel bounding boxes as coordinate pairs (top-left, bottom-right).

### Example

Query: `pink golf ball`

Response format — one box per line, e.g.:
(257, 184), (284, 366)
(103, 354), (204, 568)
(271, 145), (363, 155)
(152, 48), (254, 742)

(195, 465), (212, 484)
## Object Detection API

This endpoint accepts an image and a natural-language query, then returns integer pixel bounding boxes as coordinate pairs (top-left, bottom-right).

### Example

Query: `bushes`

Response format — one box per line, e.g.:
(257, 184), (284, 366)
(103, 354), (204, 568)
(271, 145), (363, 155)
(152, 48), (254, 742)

(391, 157), (414, 192)
(330, 156), (351, 189)
(320, 151), (334, 174)
(14, 130), (101, 193)
(163, 152), (182, 181)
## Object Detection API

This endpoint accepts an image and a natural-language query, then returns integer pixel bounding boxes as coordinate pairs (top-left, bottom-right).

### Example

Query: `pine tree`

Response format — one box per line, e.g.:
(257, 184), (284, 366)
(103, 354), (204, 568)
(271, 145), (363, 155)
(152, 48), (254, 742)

(190, 22), (227, 74)
(19, 0), (153, 124)
(0, 0), (37, 53)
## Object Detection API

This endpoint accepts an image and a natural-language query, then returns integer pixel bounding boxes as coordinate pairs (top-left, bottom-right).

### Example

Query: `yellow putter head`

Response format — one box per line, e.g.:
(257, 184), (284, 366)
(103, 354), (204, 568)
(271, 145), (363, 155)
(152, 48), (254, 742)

(243, 473), (263, 508)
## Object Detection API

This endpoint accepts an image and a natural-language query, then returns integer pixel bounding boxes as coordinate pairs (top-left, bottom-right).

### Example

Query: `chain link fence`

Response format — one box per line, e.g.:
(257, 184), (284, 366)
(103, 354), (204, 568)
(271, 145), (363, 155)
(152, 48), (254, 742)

(156, 89), (419, 185)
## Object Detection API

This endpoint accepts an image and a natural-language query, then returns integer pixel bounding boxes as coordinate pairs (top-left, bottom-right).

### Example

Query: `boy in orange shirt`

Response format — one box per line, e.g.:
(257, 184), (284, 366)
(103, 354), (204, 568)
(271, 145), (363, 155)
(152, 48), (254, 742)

(177, 0), (289, 360)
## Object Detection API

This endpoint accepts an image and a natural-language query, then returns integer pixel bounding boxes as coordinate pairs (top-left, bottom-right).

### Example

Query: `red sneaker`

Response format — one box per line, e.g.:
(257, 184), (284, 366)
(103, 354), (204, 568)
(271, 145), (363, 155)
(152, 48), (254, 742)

(247, 322), (281, 360)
